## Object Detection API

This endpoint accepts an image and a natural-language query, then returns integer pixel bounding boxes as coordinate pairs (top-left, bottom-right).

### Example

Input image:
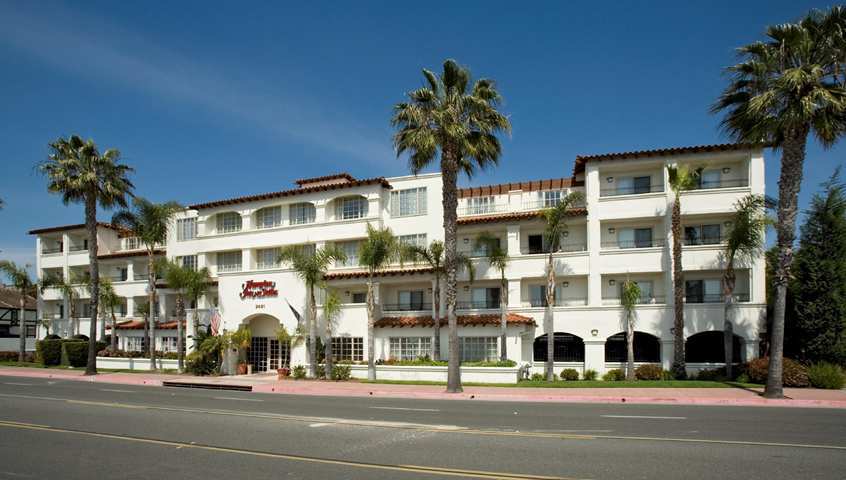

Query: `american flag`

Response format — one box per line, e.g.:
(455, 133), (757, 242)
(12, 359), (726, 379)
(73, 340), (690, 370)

(285, 299), (304, 330)
(210, 308), (222, 336)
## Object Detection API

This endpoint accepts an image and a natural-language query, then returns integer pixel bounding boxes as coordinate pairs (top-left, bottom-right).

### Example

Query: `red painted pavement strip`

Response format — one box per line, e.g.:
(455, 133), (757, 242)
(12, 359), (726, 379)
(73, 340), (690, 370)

(2, 367), (845, 408)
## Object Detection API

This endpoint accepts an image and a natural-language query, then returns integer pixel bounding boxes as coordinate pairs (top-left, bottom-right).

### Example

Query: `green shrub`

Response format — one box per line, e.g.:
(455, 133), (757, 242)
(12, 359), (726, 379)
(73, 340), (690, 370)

(582, 369), (598, 381)
(315, 365), (326, 379)
(735, 373), (750, 383)
(292, 365), (307, 379)
(331, 364), (352, 381)
(0, 351), (34, 362)
(602, 369), (624, 381)
(36, 339), (64, 366)
(634, 364), (663, 380)
(71, 334), (89, 341)
(97, 349), (146, 358)
(746, 357), (809, 387)
(61, 341), (89, 367)
(560, 368), (579, 381)
(530, 372), (545, 381)
(695, 367), (728, 382)
(45, 334), (61, 340)
(463, 359), (517, 367)
(808, 362), (845, 389)
(185, 351), (218, 376)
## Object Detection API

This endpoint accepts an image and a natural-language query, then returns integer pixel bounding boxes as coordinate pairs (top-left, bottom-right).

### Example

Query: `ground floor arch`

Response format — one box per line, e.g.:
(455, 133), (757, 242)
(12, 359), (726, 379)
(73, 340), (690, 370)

(242, 314), (290, 372)
(533, 332), (585, 362)
(604, 331), (661, 363)
(685, 331), (743, 363)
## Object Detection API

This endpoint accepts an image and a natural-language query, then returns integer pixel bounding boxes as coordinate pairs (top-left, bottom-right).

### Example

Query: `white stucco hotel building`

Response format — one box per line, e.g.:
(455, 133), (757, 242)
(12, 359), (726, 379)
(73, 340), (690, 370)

(30, 143), (766, 376)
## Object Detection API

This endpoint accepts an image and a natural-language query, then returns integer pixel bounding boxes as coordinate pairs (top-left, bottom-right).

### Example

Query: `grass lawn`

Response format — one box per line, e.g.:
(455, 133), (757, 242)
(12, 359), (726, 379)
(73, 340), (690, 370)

(359, 379), (762, 389)
(0, 361), (178, 374)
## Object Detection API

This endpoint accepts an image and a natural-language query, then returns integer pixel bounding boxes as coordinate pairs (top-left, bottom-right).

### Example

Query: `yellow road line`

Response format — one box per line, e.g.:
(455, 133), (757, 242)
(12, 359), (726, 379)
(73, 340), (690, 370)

(0, 420), (584, 480)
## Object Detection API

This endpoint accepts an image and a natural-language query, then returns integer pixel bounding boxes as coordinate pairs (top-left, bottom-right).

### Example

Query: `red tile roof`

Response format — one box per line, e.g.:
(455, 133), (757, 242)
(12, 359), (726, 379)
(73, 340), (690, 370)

(572, 143), (762, 176)
(107, 319), (185, 330)
(459, 178), (582, 199)
(188, 177), (392, 210)
(457, 208), (587, 226)
(29, 222), (123, 235)
(375, 313), (536, 328)
(98, 249), (165, 260)
(324, 267), (435, 280)
(294, 173), (355, 186)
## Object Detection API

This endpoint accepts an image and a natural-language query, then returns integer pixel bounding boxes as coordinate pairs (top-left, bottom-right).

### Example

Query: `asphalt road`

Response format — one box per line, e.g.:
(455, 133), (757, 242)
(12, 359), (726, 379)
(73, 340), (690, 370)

(0, 375), (844, 479)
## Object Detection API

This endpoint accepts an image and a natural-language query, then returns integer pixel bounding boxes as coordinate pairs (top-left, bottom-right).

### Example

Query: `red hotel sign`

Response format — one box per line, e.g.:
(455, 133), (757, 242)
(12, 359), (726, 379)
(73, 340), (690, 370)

(239, 280), (278, 299)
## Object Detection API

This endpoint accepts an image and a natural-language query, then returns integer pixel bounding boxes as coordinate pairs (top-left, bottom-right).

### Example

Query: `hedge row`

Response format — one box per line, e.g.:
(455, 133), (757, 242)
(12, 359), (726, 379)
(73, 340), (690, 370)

(36, 339), (107, 367)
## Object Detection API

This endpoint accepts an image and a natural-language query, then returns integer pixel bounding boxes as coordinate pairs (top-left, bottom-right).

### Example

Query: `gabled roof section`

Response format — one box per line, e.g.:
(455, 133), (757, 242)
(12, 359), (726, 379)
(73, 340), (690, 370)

(294, 172), (355, 186)
(459, 177), (582, 199)
(188, 176), (392, 210)
(572, 143), (762, 176)
(28, 222), (123, 235)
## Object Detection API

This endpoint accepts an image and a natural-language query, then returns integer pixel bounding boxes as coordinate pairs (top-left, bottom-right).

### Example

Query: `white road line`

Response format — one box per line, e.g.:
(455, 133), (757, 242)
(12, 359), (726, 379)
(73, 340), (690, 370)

(212, 396), (264, 402)
(601, 415), (687, 420)
(309, 423), (329, 428)
(3, 382), (33, 386)
(370, 406), (440, 412)
(99, 389), (135, 393)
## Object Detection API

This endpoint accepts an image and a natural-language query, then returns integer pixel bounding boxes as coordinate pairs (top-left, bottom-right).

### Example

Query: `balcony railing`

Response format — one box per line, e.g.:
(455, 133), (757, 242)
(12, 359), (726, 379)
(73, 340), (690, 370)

(528, 297), (588, 307)
(133, 273), (162, 281)
(457, 204), (509, 216)
(524, 242), (587, 255)
(690, 178), (749, 191)
(601, 238), (665, 249)
(382, 303), (432, 312)
(521, 199), (587, 211)
(600, 184), (664, 197)
(69, 245), (88, 252)
(456, 300), (500, 310)
(602, 296), (667, 306)
(682, 236), (727, 246)
(686, 293), (750, 303)
(41, 247), (63, 255)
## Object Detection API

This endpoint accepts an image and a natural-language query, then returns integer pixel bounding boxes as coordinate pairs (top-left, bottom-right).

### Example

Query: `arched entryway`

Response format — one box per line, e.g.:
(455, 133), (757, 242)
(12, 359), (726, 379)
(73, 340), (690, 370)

(685, 331), (742, 363)
(604, 332), (661, 363)
(242, 314), (289, 372)
(533, 333), (585, 362)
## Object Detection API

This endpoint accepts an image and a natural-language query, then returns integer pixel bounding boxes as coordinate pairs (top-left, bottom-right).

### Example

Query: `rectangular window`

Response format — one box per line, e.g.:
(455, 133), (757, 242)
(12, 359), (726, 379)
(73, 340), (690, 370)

(177, 255), (197, 271)
(289, 203), (316, 225)
(471, 287), (500, 309)
(336, 241), (360, 267)
(626, 280), (654, 303)
(391, 187), (428, 217)
(685, 279), (722, 303)
(256, 248), (281, 269)
(256, 207), (282, 229)
(338, 197), (368, 220)
(176, 219), (196, 242)
(459, 337), (497, 362)
(161, 337), (178, 353)
(398, 290), (425, 310)
(467, 196), (494, 215)
(332, 337), (363, 361)
(389, 337), (432, 361)
(398, 233), (427, 248)
(217, 251), (242, 273)
(217, 212), (242, 233)
(125, 337), (146, 352)
(542, 190), (562, 207)
(351, 292), (367, 304)
(529, 285), (548, 307)
(472, 236), (500, 257)
(528, 234), (546, 254)
(633, 176), (651, 194)
(125, 237), (142, 249)
(685, 224), (722, 245)
(618, 228), (653, 248)
(697, 170), (722, 189)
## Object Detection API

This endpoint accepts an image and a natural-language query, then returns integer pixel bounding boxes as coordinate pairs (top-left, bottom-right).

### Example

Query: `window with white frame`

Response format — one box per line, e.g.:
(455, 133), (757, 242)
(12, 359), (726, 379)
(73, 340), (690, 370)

(125, 337), (146, 352)
(289, 203), (316, 225)
(399, 233), (427, 248)
(389, 337), (432, 361)
(337, 197), (368, 220)
(336, 241), (360, 267)
(256, 248), (281, 269)
(255, 206), (282, 229)
(459, 337), (497, 362)
(542, 190), (562, 207)
(125, 236), (141, 250)
(217, 251), (242, 273)
(178, 255), (197, 271)
(332, 337), (363, 361)
(176, 218), (196, 242)
(472, 236), (501, 257)
(467, 196), (494, 215)
(161, 337), (178, 353)
(216, 212), (242, 233)
(391, 187), (427, 217)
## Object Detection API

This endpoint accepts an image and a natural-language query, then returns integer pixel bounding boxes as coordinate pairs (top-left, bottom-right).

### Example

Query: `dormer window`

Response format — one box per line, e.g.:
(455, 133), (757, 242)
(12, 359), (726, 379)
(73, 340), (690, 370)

(217, 212), (242, 233)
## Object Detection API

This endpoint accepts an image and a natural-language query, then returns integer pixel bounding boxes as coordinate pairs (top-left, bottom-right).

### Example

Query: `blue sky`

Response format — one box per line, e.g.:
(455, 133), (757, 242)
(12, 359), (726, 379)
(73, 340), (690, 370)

(0, 0), (842, 274)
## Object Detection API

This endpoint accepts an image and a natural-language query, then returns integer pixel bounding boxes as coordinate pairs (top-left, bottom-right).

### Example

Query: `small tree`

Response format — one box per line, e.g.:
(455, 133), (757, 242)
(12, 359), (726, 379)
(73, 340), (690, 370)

(185, 267), (212, 351)
(135, 301), (151, 353)
(85, 276), (119, 349)
(41, 274), (83, 337)
(620, 278), (641, 381)
(474, 232), (509, 361)
(158, 259), (192, 372)
(0, 261), (35, 362)
(322, 291), (342, 376)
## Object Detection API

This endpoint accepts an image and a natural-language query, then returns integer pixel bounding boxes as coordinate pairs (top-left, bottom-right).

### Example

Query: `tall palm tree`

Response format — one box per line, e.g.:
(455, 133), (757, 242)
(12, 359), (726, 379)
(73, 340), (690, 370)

(185, 266), (212, 351)
(322, 291), (342, 378)
(712, 8), (846, 397)
(0, 261), (35, 361)
(112, 197), (181, 370)
(39, 135), (134, 375)
(403, 240), (474, 360)
(620, 278), (642, 381)
(85, 276), (118, 344)
(474, 232), (510, 361)
(158, 259), (193, 372)
(359, 223), (403, 381)
(279, 245), (345, 378)
(392, 60), (510, 392)
(667, 165), (701, 379)
(722, 195), (767, 378)
(41, 273), (83, 337)
(540, 191), (584, 381)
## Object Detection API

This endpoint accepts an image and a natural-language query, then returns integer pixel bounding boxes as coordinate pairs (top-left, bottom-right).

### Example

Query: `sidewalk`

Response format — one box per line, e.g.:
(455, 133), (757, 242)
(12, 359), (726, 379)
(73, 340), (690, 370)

(2, 366), (845, 408)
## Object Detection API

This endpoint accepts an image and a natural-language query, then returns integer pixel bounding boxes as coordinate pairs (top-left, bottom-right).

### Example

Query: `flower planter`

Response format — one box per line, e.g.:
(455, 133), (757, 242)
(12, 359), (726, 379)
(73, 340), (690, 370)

(277, 367), (290, 380)
(237, 362), (248, 375)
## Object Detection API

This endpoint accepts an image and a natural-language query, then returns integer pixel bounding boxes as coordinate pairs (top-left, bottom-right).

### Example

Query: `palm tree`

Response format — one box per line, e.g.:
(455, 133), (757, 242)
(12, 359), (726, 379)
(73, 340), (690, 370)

(620, 278), (642, 381)
(392, 59), (511, 392)
(184, 267), (212, 351)
(474, 232), (510, 361)
(85, 276), (118, 345)
(99, 279), (120, 351)
(722, 195), (767, 378)
(41, 274), (82, 337)
(403, 240), (474, 361)
(322, 291), (342, 378)
(712, 9), (846, 398)
(540, 191), (584, 381)
(158, 259), (193, 373)
(279, 245), (345, 378)
(667, 165), (701, 379)
(135, 301), (151, 353)
(112, 197), (181, 370)
(359, 223), (403, 381)
(39, 136), (134, 374)
(0, 261), (35, 361)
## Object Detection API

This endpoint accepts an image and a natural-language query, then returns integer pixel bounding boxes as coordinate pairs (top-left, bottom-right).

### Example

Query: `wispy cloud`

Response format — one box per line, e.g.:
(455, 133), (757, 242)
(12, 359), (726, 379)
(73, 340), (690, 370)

(0, 3), (394, 166)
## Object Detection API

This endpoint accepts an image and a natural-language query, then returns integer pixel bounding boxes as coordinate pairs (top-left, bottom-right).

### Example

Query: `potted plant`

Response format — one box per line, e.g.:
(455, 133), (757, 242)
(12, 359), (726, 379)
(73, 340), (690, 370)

(231, 326), (251, 375)
(275, 324), (305, 379)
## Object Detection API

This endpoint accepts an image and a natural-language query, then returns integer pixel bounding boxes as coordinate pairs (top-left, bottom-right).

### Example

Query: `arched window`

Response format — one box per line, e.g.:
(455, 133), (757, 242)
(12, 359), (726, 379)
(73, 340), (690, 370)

(216, 212), (242, 233)
(533, 333), (585, 362)
(685, 331), (742, 363)
(289, 202), (316, 225)
(336, 196), (368, 220)
(255, 206), (282, 229)
(604, 332), (661, 363)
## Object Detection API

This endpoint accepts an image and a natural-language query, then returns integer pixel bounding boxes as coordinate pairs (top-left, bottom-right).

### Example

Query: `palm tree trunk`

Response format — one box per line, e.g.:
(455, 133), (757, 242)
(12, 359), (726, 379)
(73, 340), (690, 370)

(192, 306), (200, 350)
(366, 274), (376, 381)
(442, 154), (462, 393)
(84, 196), (99, 376)
(723, 267), (736, 379)
(110, 306), (117, 351)
(18, 297), (26, 362)
(626, 311), (635, 381)
(148, 253), (157, 371)
(671, 197), (686, 379)
(767, 126), (809, 399)
(176, 293), (185, 373)
(324, 310), (334, 380)
(308, 284), (317, 378)
(432, 276), (441, 361)
(545, 252), (555, 381)
(500, 275), (508, 362)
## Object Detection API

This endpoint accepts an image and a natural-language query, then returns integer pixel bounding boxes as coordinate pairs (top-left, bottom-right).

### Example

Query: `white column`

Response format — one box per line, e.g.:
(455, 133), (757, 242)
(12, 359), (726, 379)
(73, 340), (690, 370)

(743, 339), (758, 362)
(126, 261), (134, 282)
(507, 278), (522, 309)
(241, 248), (252, 273)
(126, 297), (135, 318)
(506, 224), (520, 256)
(240, 210), (252, 231)
(585, 164), (602, 306)
(661, 339), (674, 371)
